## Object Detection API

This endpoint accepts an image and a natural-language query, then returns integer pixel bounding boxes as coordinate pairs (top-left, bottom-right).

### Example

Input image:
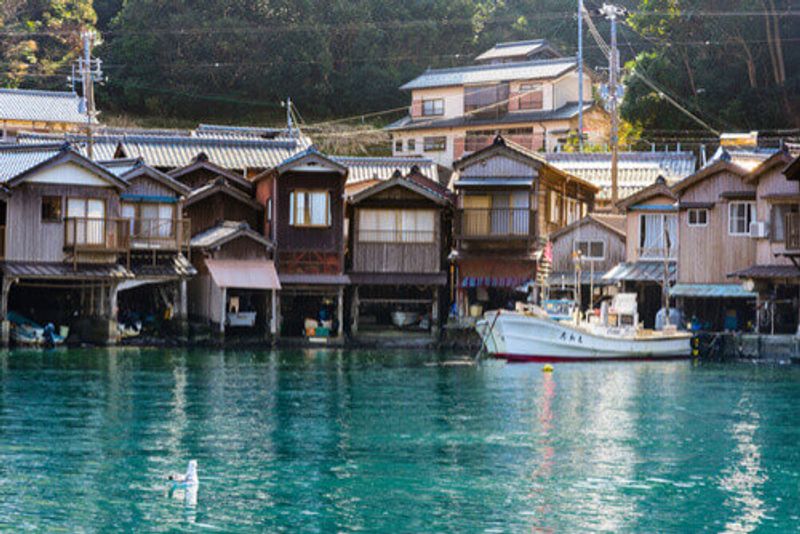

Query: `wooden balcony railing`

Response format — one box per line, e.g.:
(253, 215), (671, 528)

(357, 229), (436, 243)
(786, 213), (800, 250)
(354, 230), (439, 273)
(130, 218), (191, 251)
(64, 217), (130, 253)
(455, 208), (536, 240)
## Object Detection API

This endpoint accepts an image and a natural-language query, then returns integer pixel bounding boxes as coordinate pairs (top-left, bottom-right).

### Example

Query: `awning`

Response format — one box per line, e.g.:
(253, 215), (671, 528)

(0, 261), (133, 280)
(348, 272), (447, 286)
(131, 254), (196, 279)
(548, 271), (610, 287)
(206, 259), (281, 290)
(730, 264), (800, 280)
(669, 283), (755, 299)
(279, 273), (350, 285)
(603, 261), (676, 283)
(460, 276), (527, 288)
(454, 177), (534, 188)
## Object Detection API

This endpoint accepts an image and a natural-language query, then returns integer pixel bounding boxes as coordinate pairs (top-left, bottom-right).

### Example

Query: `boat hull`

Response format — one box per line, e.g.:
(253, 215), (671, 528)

(477, 311), (692, 362)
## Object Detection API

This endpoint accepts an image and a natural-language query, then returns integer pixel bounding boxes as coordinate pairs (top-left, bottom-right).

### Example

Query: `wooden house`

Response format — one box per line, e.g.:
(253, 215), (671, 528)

(547, 213), (625, 307)
(669, 158), (758, 329)
(604, 176), (677, 327)
(346, 168), (452, 340)
(0, 144), (193, 345)
(449, 136), (598, 319)
(730, 150), (800, 333)
(253, 147), (349, 341)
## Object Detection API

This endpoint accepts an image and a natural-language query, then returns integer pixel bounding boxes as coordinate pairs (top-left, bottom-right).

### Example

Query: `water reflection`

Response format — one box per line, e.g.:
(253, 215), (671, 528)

(719, 397), (767, 533)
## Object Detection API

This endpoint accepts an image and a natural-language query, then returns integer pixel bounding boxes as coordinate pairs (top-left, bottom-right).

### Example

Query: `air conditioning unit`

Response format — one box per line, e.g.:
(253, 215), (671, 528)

(749, 221), (769, 238)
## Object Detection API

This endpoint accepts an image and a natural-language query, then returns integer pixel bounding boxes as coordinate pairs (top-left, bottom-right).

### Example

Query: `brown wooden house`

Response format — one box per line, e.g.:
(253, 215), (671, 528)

(254, 147), (349, 341)
(604, 176), (677, 327)
(346, 168), (452, 340)
(547, 213), (625, 307)
(730, 150), (800, 333)
(670, 157), (758, 330)
(449, 136), (598, 319)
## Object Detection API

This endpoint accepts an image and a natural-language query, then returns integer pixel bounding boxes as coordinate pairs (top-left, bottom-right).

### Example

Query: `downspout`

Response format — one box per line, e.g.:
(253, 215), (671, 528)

(536, 122), (548, 153)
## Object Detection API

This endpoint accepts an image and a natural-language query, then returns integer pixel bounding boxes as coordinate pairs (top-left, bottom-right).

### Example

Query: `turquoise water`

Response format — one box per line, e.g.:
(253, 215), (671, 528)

(1, 349), (799, 532)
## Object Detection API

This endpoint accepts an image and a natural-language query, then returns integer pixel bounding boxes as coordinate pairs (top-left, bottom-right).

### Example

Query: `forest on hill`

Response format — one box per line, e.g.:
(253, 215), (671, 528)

(1, 0), (798, 145)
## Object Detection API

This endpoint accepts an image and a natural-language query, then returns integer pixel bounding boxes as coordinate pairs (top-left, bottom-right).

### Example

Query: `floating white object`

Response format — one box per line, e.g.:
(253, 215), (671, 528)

(168, 460), (199, 506)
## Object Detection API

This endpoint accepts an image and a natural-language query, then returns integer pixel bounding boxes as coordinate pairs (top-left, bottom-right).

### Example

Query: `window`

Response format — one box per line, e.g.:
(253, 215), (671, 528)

(422, 99), (444, 116)
(688, 208), (708, 227)
(290, 190), (331, 227)
(729, 202), (755, 236)
(423, 136), (446, 152)
(66, 198), (106, 245)
(358, 209), (435, 243)
(122, 202), (175, 238)
(464, 84), (509, 117)
(772, 204), (800, 242)
(639, 213), (677, 258)
(518, 83), (544, 110)
(394, 139), (403, 152)
(41, 196), (62, 222)
(407, 138), (416, 151)
(548, 191), (561, 224)
(575, 240), (605, 260)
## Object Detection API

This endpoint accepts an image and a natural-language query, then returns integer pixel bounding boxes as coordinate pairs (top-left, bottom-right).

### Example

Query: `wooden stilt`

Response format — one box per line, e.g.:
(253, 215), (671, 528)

(336, 286), (344, 338)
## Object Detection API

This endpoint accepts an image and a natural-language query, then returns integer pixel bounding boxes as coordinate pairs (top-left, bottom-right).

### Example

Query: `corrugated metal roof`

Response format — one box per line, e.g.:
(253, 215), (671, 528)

(707, 146), (778, 172)
(386, 102), (591, 132)
(333, 156), (439, 185)
(0, 88), (90, 124)
(191, 221), (271, 249)
(475, 40), (550, 62)
(603, 261), (676, 283)
(400, 57), (577, 90)
(206, 258), (280, 289)
(730, 264), (800, 279)
(548, 271), (611, 286)
(454, 177), (534, 187)
(0, 261), (133, 279)
(0, 143), (65, 183)
(279, 273), (350, 285)
(669, 283), (755, 299)
(545, 151), (697, 201)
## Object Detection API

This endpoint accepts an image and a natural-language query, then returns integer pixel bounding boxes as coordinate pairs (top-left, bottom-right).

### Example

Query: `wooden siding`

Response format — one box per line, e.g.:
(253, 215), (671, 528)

(126, 176), (178, 198)
(551, 220), (625, 274)
(6, 183), (119, 262)
(459, 154), (537, 178)
(677, 170), (757, 283)
(184, 194), (260, 235)
(214, 236), (269, 261)
(754, 166), (800, 266)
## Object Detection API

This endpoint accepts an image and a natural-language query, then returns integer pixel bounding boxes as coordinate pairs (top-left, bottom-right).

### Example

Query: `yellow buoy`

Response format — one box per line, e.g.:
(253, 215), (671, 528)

(542, 364), (554, 373)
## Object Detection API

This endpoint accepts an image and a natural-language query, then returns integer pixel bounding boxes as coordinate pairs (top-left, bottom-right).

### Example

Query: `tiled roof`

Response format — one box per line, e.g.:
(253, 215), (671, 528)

(550, 213), (626, 241)
(196, 123), (300, 141)
(0, 88), (90, 124)
(99, 158), (142, 177)
(475, 40), (553, 62)
(0, 261), (133, 279)
(669, 283), (755, 298)
(400, 56), (578, 90)
(131, 254), (196, 278)
(386, 102), (593, 132)
(545, 151), (697, 201)
(333, 155), (440, 185)
(0, 143), (66, 183)
(190, 221), (271, 249)
(707, 146), (778, 172)
(730, 264), (800, 279)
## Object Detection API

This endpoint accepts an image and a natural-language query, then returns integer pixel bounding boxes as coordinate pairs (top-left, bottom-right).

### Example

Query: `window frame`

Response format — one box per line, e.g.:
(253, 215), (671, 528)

(41, 195), (62, 223)
(407, 138), (416, 151)
(574, 239), (605, 261)
(289, 189), (332, 228)
(423, 136), (447, 152)
(687, 208), (708, 227)
(421, 99), (444, 117)
(518, 83), (544, 110)
(394, 139), (403, 152)
(728, 201), (755, 236)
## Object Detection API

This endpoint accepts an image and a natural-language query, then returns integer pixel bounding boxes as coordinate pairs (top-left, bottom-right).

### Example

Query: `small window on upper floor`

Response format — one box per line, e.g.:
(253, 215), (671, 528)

(407, 138), (416, 151)
(518, 83), (544, 110)
(423, 136), (447, 152)
(688, 208), (708, 227)
(575, 240), (605, 260)
(422, 99), (444, 116)
(41, 196), (62, 222)
(729, 202), (755, 236)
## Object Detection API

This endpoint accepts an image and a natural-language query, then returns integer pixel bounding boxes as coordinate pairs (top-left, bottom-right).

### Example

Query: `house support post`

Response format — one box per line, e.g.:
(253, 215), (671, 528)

(274, 291), (281, 340)
(351, 286), (359, 336)
(219, 287), (227, 338)
(174, 279), (189, 342)
(0, 277), (14, 347)
(337, 286), (344, 339)
(431, 286), (440, 339)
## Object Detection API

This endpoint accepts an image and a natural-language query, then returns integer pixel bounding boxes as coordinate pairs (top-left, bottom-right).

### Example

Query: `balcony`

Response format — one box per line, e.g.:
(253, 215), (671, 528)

(130, 218), (191, 252)
(64, 217), (130, 254)
(786, 213), (800, 250)
(455, 208), (536, 241)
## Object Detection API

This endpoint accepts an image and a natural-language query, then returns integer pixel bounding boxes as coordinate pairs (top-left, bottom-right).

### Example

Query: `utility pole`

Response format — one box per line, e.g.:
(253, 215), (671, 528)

(599, 4), (625, 212)
(72, 31), (103, 159)
(285, 97), (294, 140)
(577, 0), (584, 152)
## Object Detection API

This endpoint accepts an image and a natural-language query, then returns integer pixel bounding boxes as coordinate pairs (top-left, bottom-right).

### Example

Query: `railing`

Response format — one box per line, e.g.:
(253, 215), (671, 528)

(357, 229), (436, 244)
(455, 208), (535, 239)
(64, 217), (130, 252)
(786, 213), (800, 250)
(129, 218), (191, 251)
(637, 247), (677, 260)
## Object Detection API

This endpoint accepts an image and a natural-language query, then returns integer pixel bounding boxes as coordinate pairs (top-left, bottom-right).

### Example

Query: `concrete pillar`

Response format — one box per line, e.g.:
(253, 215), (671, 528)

(220, 287), (227, 336)
(336, 286), (344, 338)
(0, 277), (12, 347)
(175, 279), (189, 341)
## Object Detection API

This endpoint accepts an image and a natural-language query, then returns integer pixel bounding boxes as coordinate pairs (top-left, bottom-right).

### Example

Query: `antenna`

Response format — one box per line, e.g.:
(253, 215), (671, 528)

(72, 31), (103, 159)
(598, 3), (626, 212)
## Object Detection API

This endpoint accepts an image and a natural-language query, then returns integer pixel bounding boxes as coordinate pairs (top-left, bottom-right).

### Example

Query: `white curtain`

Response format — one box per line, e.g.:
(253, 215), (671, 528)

(158, 204), (174, 237)
(511, 191), (529, 235)
(309, 192), (328, 226)
(491, 194), (509, 235)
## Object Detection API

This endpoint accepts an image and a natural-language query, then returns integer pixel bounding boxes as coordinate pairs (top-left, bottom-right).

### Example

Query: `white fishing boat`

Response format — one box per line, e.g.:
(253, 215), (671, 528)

(476, 293), (692, 362)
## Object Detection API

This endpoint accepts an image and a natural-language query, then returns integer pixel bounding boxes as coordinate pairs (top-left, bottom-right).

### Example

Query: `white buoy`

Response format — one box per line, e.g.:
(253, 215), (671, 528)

(168, 460), (199, 506)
